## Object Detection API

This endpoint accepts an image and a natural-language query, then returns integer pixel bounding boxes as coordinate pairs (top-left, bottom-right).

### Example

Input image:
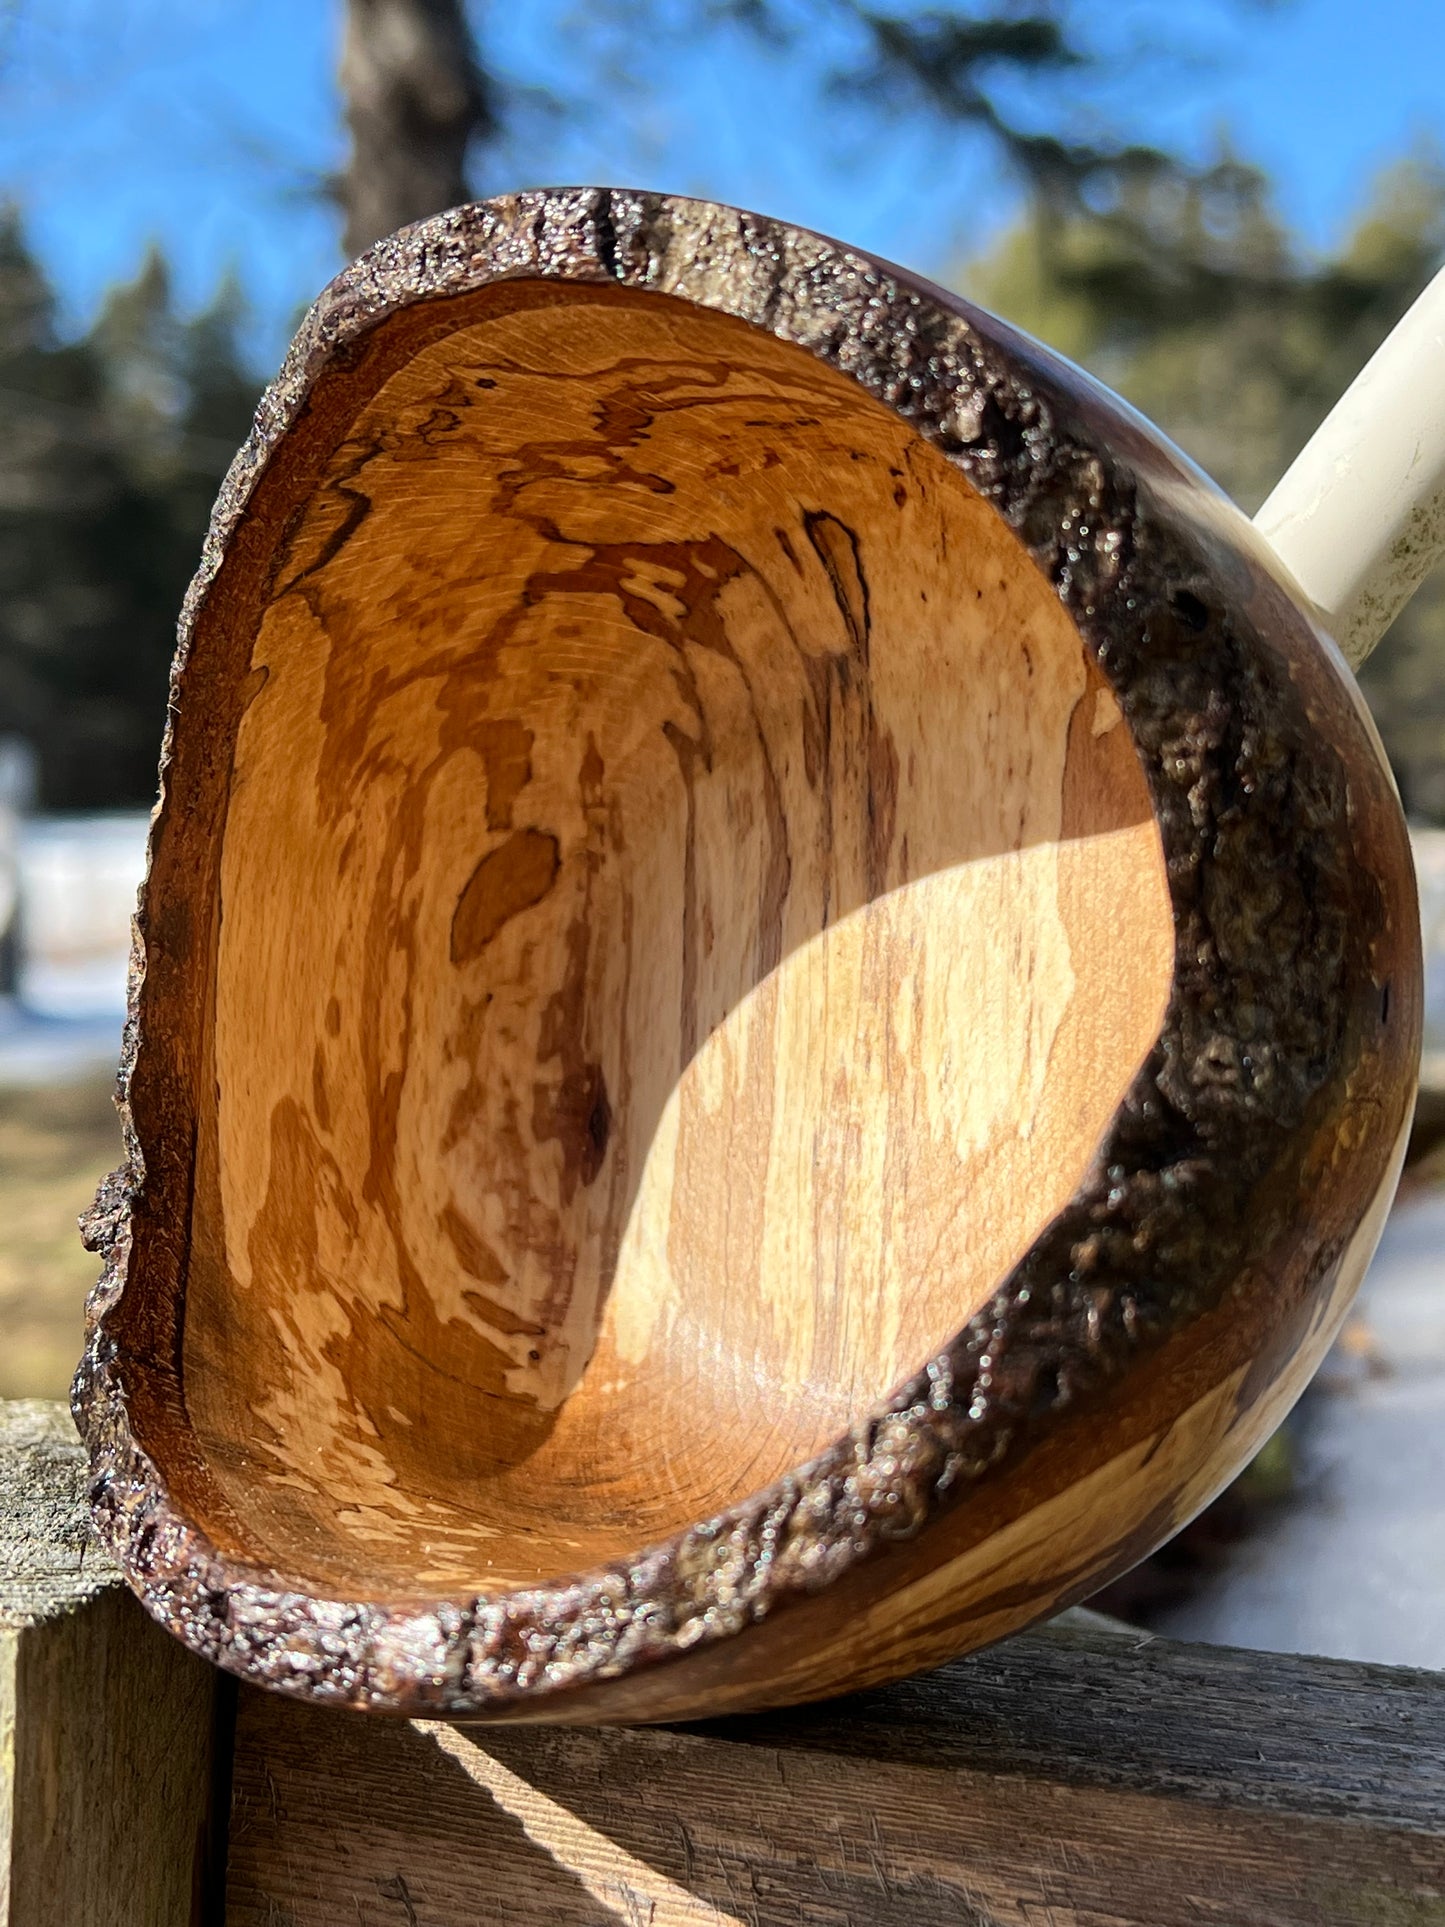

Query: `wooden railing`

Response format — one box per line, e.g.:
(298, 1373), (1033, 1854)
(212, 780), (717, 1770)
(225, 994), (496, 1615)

(3, 1397), (1442, 1925)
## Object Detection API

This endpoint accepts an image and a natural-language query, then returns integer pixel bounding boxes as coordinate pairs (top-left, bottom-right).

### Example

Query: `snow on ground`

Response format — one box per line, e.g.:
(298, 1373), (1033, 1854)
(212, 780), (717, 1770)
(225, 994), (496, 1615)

(0, 811), (145, 1086)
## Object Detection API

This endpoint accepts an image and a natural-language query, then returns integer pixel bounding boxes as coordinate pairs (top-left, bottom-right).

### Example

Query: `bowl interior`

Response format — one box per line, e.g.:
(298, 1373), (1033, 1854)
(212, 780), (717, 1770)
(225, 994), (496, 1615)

(166, 282), (1173, 1597)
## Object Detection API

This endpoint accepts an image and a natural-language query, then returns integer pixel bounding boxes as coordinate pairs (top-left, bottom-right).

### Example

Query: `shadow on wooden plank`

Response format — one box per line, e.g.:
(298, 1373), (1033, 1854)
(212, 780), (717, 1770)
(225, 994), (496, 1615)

(225, 1626), (1445, 1927)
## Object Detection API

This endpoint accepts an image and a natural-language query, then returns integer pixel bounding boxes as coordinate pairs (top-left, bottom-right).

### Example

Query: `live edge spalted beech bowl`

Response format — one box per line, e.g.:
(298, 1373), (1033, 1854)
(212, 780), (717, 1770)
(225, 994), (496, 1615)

(75, 189), (1421, 1722)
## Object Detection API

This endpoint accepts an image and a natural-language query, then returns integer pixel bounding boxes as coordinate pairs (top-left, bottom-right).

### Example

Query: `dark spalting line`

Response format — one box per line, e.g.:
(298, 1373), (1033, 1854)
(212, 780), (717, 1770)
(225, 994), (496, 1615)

(270, 441), (379, 600)
(795, 505), (901, 915)
(946, 1495), (1181, 1632)
(532, 736), (612, 1242)
(450, 828), (561, 963)
(74, 192), (1420, 1718)
(495, 432), (677, 510)
(833, 1492), (1184, 1673)
(802, 511), (870, 659)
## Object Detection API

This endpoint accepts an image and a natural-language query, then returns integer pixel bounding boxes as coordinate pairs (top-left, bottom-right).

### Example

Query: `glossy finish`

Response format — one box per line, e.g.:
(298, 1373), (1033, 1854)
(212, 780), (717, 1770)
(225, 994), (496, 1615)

(74, 190), (1421, 1719)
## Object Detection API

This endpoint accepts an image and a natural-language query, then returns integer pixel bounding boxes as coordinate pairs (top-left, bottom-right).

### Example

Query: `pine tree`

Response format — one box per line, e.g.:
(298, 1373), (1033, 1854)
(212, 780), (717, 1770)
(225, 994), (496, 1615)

(0, 215), (259, 810)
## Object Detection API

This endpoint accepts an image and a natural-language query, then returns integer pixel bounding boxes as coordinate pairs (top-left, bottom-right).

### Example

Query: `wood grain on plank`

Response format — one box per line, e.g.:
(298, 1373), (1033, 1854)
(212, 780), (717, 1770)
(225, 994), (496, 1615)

(226, 1619), (1445, 1927)
(0, 1401), (222, 1927)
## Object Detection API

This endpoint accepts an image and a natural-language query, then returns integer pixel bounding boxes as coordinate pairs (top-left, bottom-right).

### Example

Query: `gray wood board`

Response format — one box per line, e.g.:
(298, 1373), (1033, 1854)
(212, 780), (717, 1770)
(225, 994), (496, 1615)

(229, 1650), (1445, 1927)
(0, 1397), (119, 1625)
(1, 1398), (221, 1927)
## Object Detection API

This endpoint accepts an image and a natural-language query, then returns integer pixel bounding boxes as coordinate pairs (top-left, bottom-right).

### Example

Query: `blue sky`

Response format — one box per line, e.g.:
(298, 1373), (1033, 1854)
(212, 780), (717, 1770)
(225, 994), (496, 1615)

(1, 0), (1443, 369)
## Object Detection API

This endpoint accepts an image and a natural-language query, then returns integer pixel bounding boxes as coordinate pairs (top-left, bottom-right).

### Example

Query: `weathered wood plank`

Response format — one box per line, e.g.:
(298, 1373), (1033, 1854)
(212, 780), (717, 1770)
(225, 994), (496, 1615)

(227, 1618), (1445, 1927)
(1, 1400), (222, 1927)
(745, 1620), (1445, 1830)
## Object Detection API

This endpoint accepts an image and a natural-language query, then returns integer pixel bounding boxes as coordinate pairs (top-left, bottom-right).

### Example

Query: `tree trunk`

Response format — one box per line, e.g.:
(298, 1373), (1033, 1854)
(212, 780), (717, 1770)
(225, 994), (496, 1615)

(338, 0), (494, 257)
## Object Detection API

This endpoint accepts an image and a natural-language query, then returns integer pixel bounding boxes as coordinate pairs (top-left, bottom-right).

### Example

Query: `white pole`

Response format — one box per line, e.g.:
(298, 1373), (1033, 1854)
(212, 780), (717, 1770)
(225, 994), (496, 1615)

(1254, 263), (1445, 670)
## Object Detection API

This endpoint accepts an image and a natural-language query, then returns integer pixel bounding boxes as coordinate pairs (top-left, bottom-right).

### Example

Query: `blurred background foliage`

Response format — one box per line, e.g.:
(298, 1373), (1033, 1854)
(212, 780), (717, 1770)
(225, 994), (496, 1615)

(1, 0), (1443, 818)
(963, 148), (1445, 820)
(0, 218), (255, 809)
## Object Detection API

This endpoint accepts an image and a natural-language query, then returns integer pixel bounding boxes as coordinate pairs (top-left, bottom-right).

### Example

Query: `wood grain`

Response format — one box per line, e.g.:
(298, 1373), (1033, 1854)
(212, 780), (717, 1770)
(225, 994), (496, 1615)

(225, 1617), (1445, 1926)
(180, 286), (1172, 1599)
(0, 1401), (222, 1927)
(75, 190), (1422, 1719)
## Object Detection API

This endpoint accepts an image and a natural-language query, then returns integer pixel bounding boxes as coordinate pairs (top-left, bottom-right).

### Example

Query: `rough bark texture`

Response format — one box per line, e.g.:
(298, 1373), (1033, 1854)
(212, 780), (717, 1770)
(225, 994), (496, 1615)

(73, 190), (1420, 1717)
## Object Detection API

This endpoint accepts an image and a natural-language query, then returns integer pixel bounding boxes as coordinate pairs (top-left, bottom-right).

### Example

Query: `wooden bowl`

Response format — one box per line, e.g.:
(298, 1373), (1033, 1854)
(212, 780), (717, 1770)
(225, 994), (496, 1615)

(75, 190), (1421, 1721)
